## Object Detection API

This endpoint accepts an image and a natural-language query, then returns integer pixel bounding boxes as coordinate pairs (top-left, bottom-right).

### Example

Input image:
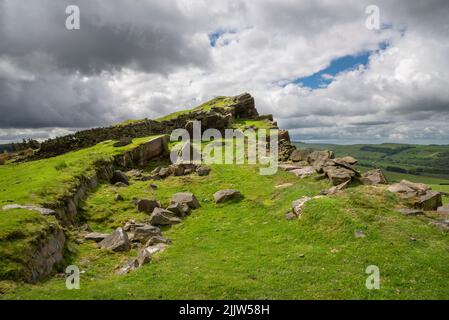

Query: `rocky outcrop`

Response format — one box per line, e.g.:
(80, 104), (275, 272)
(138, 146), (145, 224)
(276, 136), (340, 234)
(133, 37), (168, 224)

(25, 225), (65, 283)
(389, 180), (442, 211)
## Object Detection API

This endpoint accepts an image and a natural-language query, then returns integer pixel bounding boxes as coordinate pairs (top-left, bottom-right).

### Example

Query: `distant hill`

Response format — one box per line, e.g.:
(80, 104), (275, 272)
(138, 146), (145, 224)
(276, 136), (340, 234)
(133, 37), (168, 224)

(294, 142), (449, 181)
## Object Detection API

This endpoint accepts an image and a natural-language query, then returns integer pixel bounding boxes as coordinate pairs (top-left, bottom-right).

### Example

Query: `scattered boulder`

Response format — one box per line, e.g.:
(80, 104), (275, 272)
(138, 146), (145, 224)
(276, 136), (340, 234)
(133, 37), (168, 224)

(170, 192), (200, 209)
(126, 169), (143, 178)
(418, 191), (442, 211)
(84, 232), (110, 242)
(196, 165), (211, 176)
(213, 189), (244, 203)
(323, 166), (355, 186)
(361, 169), (388, 185)
(123, 220), (145, 232)
(307, 150), (334, 173)
(111, 170), (129, 186)
(158, 167), (172, 178)
(114, 194), (124, 201)
(290, 166), (315, 178)
(166, 202), (189, 218)
(98, 228), (130, 252)
(292, 196), (312, 217)
(289, 149), (312, 162)
(137, 199), (161, 214)
(137, 243), (168, 266)
(388, 180), (430, 197)
(336, 156), (358, 166)
(116, 259), (138, 275)
(133, 225), (162, 243)
(322, 179), (351, 195)
(150, 208), (182, 226)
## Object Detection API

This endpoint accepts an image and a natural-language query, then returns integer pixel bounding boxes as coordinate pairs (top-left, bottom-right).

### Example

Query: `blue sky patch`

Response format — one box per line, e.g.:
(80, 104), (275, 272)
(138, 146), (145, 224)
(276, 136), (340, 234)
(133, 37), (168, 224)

(292, 42), (389, 89)
(208, 29), (237, 47)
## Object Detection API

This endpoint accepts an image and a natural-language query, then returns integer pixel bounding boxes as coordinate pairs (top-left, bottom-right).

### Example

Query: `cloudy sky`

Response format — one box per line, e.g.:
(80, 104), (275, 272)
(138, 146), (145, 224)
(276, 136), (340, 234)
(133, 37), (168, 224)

(1, 0), (449, 144)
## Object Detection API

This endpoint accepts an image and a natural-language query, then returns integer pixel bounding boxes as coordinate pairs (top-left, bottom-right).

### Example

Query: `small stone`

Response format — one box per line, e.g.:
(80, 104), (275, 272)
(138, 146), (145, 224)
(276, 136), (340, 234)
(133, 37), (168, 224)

(196, 165), (211, 176)
(298, 253), (305, 258)
(137, 199), (161, 214)
(111, 170), (129, 185)
(149, 184), (158, 190)
(114, 194), (124, 201)
(354, 230), (366, 238)
(213, 190), (243, 203)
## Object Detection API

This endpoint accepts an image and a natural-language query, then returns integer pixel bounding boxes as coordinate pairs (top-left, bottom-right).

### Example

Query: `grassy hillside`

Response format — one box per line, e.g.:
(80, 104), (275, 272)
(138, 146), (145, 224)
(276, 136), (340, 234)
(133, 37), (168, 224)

(2, 159), (449, 299)
(294, 142), (449, 182)
(0, 136), (160, 281)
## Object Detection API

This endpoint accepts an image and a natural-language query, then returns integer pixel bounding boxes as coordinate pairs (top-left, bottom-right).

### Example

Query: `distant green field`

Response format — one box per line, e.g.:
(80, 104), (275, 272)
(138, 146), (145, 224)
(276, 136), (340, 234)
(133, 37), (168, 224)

(294, 142), (449, 184)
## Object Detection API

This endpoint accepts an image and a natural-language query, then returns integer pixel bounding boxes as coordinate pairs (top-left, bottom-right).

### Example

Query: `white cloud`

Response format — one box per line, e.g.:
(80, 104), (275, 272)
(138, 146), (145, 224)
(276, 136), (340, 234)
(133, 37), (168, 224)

(1, 0), (448, 143)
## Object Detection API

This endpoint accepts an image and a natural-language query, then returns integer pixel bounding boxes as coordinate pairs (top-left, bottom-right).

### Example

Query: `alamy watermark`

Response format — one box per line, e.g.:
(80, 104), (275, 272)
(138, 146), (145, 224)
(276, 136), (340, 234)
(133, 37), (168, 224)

(65, 5), (80, 30)
(65, 265), (80, 290)
(365, 265), (380, 290)
(365, 5), (380, 31)
(170, 121), (279, 175)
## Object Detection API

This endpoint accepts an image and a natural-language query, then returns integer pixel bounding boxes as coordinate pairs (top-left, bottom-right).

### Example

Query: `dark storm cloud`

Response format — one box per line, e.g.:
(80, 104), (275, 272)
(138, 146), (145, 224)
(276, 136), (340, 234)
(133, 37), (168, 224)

(0, 0), (210, 75)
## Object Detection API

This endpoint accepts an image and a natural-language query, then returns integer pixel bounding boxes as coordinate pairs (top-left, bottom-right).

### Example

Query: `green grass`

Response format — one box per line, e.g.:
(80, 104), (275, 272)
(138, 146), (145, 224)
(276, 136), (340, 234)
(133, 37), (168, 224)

(0, 136), (159, 207)
(233, 119), (273, 130)
(0, 136), (160, 282)
(0, 209), (60, 281)
(3, 162), (449, 299)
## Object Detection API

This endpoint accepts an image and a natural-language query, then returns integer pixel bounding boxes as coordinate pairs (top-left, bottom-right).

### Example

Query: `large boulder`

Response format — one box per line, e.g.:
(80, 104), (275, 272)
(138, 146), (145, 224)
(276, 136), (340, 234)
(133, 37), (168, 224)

(99, 228), (131, 252)
(137, 199), (161, 214)
(388, 180), (432, 200)
(289, 149), (312, 162)
(417, 191), (442, 211)
(323, 166), (355, 185)
(361, 169), (388, 185)
(132, 225), (162, 243)
(307, 150), (335, 173)
(149, 208), (182, 226)
(111, 170), (129, 186)
(290, 166), (315, 178)
(213, 189), (244, 203)
(170, 192), (200, 209)
(335, 156), (358, 166)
